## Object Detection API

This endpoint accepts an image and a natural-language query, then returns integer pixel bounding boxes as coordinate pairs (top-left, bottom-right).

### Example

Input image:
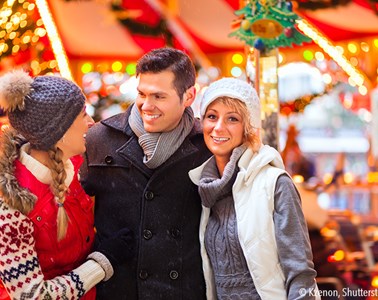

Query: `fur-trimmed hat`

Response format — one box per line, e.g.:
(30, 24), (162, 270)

(0, 70), (86, 150)
(200, 77), (261, 129)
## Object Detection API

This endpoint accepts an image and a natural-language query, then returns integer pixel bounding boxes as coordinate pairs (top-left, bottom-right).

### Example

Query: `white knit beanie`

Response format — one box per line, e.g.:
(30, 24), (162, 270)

(200, 77), (261, 129)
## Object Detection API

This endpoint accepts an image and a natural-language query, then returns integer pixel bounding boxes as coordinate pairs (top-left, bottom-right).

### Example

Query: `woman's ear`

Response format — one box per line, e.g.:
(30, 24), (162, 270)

(183, 86), (196, 107)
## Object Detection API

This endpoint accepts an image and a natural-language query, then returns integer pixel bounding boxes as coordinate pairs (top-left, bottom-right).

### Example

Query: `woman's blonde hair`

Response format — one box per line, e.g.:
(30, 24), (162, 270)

(213, 96), (261, 151)
(47, 146), (70, 241)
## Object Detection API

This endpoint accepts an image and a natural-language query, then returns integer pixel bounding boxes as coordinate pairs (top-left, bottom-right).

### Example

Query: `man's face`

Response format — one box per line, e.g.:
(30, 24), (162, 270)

(136, 70), (193, 133)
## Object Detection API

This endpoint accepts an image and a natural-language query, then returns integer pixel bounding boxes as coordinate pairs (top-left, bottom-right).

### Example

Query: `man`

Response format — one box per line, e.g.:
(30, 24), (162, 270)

(81, 48), (210, 299)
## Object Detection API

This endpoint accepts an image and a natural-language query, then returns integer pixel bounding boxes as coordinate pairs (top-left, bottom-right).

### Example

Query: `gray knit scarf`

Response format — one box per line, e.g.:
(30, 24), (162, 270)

(199, 144), (247, 208)
(129, 104), (195, 169)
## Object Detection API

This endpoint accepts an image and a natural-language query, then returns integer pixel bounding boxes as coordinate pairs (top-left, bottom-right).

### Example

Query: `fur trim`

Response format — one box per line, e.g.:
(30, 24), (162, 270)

(0, 70), (33, 112)
(0, 127), (37, 214)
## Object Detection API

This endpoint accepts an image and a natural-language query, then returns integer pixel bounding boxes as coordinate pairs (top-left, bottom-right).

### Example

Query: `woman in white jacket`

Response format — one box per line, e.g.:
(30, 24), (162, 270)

(189, 77), (320, 300)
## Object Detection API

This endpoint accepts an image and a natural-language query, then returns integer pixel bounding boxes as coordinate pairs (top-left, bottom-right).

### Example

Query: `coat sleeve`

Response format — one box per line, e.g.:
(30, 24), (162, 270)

(273, 174), (319, 300)
(0, 201), (105, 300)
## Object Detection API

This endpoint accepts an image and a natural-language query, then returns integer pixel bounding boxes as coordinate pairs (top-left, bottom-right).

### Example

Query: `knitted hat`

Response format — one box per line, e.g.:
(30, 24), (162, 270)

(0, 70), (85, 150)
(200, 77), (261, 129)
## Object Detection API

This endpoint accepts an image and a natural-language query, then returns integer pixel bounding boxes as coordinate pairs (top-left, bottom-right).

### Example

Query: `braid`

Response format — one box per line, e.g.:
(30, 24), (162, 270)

(48, 146), (70, 241)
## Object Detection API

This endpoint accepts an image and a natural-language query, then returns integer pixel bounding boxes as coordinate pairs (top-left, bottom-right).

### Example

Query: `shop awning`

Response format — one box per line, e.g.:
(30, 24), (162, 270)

(47, 0), (378, 60)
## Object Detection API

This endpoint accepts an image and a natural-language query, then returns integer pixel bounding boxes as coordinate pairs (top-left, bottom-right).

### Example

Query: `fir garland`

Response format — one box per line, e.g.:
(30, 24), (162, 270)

(111, 4), (174, 46)
(280, 82), (340, 114)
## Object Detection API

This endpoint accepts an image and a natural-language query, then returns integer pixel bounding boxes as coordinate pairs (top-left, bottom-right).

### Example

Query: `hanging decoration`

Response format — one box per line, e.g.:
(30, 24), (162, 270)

(111, 3), (174, 46)
(230, 0), (311, 53)
(293, 0), (378, 15)
(61, 0), (173, 45)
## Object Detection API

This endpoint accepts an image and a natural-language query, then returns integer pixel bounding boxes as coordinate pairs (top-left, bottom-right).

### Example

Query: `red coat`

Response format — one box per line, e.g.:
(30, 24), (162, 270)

(2, 155), (96, 299)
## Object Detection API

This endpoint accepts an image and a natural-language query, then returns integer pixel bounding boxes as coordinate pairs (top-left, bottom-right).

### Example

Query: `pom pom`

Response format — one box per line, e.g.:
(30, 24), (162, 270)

(0, 70), (33, 112)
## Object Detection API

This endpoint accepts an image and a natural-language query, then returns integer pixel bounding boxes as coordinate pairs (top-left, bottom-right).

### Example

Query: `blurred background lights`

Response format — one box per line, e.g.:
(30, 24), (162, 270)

(119, 75), (139, 102)
(350, 57), (358, 66)
(358, 108), (372, 123)
(206, 66), (220, 80)
(360, 42), (369, 52)
(278, 53), (284, 64)
(343, 92), (353, 109)
(194, 83), (200, 93)
(347, 43), (358, 54)
(96, 62), (109, 73)
(81, 62), (93, 74)
(232, 53), (244, 65)
(358, 85), (367, 95)
(113, 72), (124, 81)
(343, 172), (354, 184)
(315, 51), (324, 61)
(112, 61), (123, 72)
(322, 73), (332, 84)
(126, 62), (136, 75)
(303, 50), (314, 61)
(231, 66), (242, 77)
(348, 77), (356, 86)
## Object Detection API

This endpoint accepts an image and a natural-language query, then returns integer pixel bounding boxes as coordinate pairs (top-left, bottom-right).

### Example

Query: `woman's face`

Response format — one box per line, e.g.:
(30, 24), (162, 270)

(57, 108), (94, 160)
(203, 100), (244, 163)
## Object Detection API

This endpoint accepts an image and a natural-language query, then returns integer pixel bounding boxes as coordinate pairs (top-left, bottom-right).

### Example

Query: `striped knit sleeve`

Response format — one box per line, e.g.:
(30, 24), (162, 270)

(0, 201), (105, 300)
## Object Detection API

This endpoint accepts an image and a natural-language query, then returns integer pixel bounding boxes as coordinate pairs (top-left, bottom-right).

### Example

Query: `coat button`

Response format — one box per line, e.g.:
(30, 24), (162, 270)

(104, 155), (113, 164)
(170, 228), (180, 238)
(143, 229), (153, 240)
(139, 270), (148, 280)
(169, 270), (179, 280)
(86, 236), (90, 243)
(36, 216), (42, 221)
(144, 191), (154, 200)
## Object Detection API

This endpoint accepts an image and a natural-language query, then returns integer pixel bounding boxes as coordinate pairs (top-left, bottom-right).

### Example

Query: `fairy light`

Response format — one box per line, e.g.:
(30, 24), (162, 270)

(1, 0), (36, 56)
(297, 19), (366, 89)
(35, 0), (72, 80)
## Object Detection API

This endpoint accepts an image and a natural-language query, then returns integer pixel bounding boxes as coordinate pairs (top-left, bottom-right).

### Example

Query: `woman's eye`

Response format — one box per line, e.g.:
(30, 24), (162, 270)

(229, 116), (240, 122)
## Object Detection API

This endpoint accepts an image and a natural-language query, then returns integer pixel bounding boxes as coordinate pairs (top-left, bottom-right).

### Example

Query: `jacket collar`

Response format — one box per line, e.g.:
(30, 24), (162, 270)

(101, 105), (204, 174)
(189, 144), (285, 186)
(101, 105), (132, 134)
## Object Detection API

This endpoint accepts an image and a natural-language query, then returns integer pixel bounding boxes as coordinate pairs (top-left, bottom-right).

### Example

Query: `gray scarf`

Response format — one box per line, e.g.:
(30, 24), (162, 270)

(199, 144), (247, 208)
(129, 104), (195, 169)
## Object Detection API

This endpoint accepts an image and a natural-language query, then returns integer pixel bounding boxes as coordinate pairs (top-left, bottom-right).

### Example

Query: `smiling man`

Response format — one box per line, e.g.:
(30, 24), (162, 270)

(80, 48), (211, 299)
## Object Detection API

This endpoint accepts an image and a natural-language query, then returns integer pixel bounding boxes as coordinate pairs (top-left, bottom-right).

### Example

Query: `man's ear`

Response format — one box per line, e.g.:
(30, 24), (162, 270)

(183, 86), (196, 107)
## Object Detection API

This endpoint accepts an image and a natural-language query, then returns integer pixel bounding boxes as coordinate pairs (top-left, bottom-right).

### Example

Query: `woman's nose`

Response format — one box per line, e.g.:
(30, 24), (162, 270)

(214, 119), (224, 131)
(86, 115), (95, 128)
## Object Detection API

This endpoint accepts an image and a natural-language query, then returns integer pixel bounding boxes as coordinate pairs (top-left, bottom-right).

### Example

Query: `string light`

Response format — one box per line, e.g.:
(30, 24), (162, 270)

(35, 0), (72, 79)
(0, 0), (39, 56)
(0, 0), (59, 75)
(297, 19), (367, 91)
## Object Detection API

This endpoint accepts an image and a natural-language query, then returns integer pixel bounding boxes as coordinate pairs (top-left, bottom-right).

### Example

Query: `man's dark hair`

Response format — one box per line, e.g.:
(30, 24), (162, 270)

(136, 48), (196, 100)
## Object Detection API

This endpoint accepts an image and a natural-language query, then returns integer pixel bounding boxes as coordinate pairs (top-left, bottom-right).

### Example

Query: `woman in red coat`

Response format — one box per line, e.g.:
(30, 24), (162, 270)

(0, 71), (133, 299)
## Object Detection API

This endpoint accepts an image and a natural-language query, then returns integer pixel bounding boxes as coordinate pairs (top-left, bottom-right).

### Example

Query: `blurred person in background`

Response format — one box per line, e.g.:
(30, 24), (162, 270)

(0, 70), (133, 299)
(189, 77), (319, 299)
